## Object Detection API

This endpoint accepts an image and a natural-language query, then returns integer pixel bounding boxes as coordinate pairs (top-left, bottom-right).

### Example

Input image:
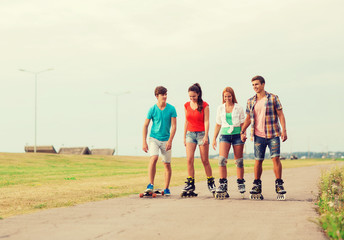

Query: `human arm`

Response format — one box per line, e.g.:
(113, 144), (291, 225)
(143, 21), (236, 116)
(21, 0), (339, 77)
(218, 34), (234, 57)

(142, 118), (151, 152)
(202, 106), (210, 145)
(166, 117), (177, 151)
(184, 108), (188, 146)
(277, 109), (287, 142)
(240, 113), (250, 142)
(212, 123), (221, 150)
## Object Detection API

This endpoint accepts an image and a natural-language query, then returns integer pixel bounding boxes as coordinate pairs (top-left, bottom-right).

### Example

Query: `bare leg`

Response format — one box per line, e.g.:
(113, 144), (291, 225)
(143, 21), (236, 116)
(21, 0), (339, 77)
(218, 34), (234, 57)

(219, 142), (230, 179)
(199, 143), (212, 177)
(272, 156), (282, 179)
(254, 160), (263, 180)
(233, 144), (244, 179)
(164, 162), (172, 189)
(149, 155), (159, 184)
(186, 143), (197, 177)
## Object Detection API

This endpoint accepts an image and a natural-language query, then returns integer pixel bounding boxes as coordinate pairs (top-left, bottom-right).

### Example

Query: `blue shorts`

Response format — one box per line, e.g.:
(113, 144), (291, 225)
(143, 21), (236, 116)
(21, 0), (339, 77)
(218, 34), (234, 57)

(219, 134), (244, 146)
(254, 135), (280, 160)
(186, 131), (209, 145)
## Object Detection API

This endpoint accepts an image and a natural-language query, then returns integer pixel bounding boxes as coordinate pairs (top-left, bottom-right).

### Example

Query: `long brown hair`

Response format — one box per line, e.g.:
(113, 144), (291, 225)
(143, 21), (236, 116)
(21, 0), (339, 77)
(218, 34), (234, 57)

(222, 87), (238, 104)
(188, 83), (203, 112)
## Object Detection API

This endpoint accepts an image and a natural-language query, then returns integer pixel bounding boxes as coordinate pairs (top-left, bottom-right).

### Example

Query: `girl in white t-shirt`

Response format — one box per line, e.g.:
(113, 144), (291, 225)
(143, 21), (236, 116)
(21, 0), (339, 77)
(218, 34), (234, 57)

(212, 87), (246, 199)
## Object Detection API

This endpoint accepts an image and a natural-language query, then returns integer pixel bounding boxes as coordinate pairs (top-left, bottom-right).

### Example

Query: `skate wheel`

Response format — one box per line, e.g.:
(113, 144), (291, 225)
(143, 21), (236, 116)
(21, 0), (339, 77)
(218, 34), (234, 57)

(139, 193), (144, 198)
(277, 194), (286, 201)
(152, 193), (157, 198)
(161, 191), (164, 196)
(250, 194), (263, 200)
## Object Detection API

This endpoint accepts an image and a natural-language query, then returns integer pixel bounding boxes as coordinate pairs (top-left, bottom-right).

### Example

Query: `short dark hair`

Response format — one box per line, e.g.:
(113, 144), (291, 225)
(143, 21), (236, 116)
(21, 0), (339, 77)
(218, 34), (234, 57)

(251, 75), (265, 84)
(154, 86), (167, 96)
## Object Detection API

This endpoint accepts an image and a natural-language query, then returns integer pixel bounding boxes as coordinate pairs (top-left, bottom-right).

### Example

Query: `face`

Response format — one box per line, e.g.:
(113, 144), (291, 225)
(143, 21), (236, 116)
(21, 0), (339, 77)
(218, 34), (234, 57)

(156, 93), (167, 103)
(252, 80), (265, 93)
(223, 92), (233, 103)
(188, 91), (199, 102)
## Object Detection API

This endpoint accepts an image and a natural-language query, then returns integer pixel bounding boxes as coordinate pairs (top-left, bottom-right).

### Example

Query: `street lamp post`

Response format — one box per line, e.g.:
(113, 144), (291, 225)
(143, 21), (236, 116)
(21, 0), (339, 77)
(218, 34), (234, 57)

(105, 91), (130, 156)
(19, 68), (54, 153)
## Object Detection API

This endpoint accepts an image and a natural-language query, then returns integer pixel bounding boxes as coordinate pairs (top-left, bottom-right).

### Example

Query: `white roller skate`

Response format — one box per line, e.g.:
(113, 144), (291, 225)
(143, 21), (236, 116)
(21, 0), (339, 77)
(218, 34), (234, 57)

(237, 178), (246, 198)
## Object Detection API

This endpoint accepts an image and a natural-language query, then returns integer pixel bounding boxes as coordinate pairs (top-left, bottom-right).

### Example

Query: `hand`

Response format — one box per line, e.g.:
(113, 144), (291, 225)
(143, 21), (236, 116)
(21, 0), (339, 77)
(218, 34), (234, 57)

(142, 142), (148, 153)
(212, 140), (217, 150)
(202, 136), (209, 145)
(240, 133), (247, 142)
(281, 130), (288, 142)
(165, 141), (172, 151)
(184, 138), (186, 147)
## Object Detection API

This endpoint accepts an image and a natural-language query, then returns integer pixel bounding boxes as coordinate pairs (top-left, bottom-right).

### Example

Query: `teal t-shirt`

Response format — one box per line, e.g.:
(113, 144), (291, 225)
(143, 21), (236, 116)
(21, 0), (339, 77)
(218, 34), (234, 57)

(147, 103), (177, 141)
(221, 113), (241, 135)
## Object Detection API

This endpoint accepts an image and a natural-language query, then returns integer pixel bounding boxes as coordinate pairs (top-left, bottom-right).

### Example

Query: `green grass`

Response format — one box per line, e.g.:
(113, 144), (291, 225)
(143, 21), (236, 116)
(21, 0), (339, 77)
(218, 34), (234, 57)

(0, 152), (338, 218)
(316, 166), (344, 239)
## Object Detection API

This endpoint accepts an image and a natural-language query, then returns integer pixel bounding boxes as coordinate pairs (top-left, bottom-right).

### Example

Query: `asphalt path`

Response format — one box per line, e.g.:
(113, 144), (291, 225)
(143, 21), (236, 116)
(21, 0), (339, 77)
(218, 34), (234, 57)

(1, 163), (342, 240)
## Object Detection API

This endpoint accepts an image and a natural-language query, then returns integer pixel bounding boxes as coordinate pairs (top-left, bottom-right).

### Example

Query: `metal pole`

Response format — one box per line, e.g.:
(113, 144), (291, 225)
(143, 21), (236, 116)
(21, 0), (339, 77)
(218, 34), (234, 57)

(116, 95), (118, 156)
(34, 73), (37, 153)
(19, 68), (53, 153)
(104, 91), (130, 156)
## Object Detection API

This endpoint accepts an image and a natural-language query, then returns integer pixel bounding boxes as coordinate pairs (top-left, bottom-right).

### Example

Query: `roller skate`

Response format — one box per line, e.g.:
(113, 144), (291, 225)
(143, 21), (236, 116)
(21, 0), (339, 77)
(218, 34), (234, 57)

(180, 177), (198, 198)
(207, 176), (216, 197)
(275, 179), (287, 201)
(215, 178), (229, 200)
(249, 179), (264, 200)
(237, 178), (246, 198)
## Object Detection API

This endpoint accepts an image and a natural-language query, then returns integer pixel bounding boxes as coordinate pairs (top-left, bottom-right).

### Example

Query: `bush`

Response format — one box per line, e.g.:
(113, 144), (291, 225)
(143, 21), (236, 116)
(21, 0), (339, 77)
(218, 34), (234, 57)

(317, 167), (344, 239)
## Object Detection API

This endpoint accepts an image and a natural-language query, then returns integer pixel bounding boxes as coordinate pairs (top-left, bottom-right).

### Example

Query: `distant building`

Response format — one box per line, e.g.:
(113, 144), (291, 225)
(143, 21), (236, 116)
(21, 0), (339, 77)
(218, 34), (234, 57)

(58, 147), (91, 155)
(25, 145), (57, 153)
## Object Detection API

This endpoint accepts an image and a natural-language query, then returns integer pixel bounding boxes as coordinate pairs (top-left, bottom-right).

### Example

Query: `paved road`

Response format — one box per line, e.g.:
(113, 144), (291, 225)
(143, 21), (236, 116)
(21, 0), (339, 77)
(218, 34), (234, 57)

(1, 163), (341, 240)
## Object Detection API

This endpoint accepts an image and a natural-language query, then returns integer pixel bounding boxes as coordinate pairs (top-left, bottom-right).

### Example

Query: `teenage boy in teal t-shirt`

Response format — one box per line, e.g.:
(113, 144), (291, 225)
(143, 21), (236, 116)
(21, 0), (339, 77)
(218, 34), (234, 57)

(142, 86), (177, 195)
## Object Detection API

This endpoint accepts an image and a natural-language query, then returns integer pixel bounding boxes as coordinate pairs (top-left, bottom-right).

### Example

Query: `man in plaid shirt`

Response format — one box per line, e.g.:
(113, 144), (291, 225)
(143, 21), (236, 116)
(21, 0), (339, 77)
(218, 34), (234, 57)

(241, 76), (287, 200)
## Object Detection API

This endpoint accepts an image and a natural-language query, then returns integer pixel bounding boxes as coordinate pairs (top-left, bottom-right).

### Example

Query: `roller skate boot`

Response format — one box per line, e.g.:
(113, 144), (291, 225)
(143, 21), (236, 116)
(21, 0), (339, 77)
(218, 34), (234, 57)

(215, 178), (229, 199)
(275, 178), (287, 200)
(207, 176), (216, 196)
(237, 178), (246, 198)
(249, 179), (264, 200)
(180, 177), (198, 197)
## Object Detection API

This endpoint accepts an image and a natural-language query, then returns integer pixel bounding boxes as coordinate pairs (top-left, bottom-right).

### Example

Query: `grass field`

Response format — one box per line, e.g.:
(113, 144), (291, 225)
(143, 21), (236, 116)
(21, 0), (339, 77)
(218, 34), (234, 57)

(0, 152), (339, 219)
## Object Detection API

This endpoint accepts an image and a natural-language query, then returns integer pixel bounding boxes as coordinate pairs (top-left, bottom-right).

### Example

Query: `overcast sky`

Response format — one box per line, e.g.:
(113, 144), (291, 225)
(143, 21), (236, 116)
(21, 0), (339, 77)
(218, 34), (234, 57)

(1, 0), (343, 157)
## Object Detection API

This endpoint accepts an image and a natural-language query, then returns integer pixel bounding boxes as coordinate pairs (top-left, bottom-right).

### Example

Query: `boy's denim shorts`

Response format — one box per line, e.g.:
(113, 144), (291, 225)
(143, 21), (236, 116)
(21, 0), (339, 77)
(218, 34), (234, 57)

(186, 131), (209, 145)
(219, 134), (244, 146)
(254, 135), (280, 160)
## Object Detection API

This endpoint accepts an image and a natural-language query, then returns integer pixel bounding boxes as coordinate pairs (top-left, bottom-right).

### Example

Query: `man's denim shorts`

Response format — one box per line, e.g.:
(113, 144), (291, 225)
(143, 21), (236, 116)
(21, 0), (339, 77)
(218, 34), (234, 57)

(254, 135), (280, 160)
(219, 134), (244, 146)
(186, 131), (209, 145)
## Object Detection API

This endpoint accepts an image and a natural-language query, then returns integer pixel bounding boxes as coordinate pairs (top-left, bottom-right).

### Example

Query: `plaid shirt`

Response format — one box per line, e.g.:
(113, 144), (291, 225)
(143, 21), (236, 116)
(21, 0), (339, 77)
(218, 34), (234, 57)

(246, 91), (283, 140)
